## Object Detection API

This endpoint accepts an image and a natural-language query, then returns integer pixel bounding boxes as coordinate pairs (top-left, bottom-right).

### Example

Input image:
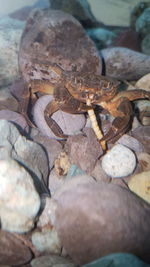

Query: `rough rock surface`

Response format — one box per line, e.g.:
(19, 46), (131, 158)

(19, 9), (102, 85)
(101, 47), (150, 80)
(65, 128), (103, 173)
(54, 178), (150, 265)
(0, 158), (41, 233)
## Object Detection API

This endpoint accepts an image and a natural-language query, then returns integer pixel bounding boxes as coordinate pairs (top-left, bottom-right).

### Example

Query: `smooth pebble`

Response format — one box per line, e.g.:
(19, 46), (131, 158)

(101, 144), (136, 178)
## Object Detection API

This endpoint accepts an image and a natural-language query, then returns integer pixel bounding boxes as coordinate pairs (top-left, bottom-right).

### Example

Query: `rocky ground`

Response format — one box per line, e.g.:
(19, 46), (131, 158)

(0, 0), (150, 266)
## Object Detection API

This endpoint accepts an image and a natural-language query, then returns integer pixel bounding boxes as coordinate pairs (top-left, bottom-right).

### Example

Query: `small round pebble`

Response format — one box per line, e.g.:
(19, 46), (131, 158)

(101, 144), (136, 178)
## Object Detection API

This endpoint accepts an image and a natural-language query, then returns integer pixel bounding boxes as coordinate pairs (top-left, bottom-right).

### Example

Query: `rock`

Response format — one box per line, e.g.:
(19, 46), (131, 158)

(66, 164), (85, 178)
(131, 126), (150, 153)
(31, 228), (61, 254)
(137, 152), (150, 172)
(49, 0), (101, 28)
(31, 255), (76, 267)
(0, 110), (29, 133)
(54, 152), (71, 176)
(19, 9), (102, 85)
(87, 28), (116, 50)
(65, 128), (103, 174)
(32, 95), (86, 140)
(134, 72), (150, 90)
(83, 252), (149, 267)
(101, 144), (136, 178)
(112, 29), (141, 52)
(0, 16), (25, 88)
(141, 33), (150, 55)
(135, 7), (150, 38)
(0, 230), (32, 265)
(90, 160), (111, 183)
(54, 179), (150, 265)
(116, 134), (145, 153)
(0, 158), (40, 233)
(37, 197), (57, 228)
(128, 171), (150, 204)
(33, 133), (63, 169)
(0, 120), (49, 192)
(135, 100), (150, 126)
(130, 2), (150, 29)
(101, 47), (150, 80)
(0, 87), (18, 111)
(49, 169), (66, 196)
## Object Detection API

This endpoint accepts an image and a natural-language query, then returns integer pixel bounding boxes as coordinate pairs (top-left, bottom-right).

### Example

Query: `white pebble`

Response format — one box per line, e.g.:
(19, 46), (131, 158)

(101, 144), (136, 178)
(0, 158), (41, 233)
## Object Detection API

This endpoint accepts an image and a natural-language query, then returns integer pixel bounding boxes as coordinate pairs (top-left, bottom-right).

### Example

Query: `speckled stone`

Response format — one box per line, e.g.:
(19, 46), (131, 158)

(0, 158), (40, 233)
(101, 144), (136, 178)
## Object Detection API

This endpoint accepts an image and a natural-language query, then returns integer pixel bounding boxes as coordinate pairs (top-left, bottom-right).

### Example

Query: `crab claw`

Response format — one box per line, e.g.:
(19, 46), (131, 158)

(100, 99), (133, 143)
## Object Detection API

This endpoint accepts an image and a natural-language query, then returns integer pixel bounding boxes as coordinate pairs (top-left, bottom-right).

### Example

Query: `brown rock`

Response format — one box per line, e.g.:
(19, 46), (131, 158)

(19, 9), (102, 85)
(65, 128), (103, 173)
(0, 230), (32, 265)
(54, 179), (150, 265)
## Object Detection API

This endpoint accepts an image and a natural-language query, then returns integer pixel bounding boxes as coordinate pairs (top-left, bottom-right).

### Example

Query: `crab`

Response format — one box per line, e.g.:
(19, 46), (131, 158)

(21, 61), (150, 150)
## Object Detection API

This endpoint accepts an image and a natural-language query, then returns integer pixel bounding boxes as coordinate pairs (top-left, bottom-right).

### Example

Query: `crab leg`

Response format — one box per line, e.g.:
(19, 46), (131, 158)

(86, 99), (106, 150)
(100, 98), (133, 142)
(44, 100), (68, 139)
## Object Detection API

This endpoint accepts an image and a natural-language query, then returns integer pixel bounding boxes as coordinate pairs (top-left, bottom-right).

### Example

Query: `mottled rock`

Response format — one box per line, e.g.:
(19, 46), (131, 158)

(135, 7), (150, 38)
(101, 144), (136, 178)
(131, 126), (150, 153)
(33, 133), (63, 169)
(19, 9), (102, 85)
(0, 120), (49, 192)
(0, 230), (32, 265)
(49, 0), (101, 28)
(0, 16), (25, 88)
(65, 128), (103, 173)
(116, 134), (145, 153)
(31, 255), (75, 267)
(0, 158), (40, 233)
(54, 179), (150, 265)
(32, 95), (86, 140)
(32, 228), (61, 253)
(101, 47), (150, 80)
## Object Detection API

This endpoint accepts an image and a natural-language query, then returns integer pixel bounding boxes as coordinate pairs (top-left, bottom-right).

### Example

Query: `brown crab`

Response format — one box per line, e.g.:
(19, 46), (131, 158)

(21, 61), (150, 149)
